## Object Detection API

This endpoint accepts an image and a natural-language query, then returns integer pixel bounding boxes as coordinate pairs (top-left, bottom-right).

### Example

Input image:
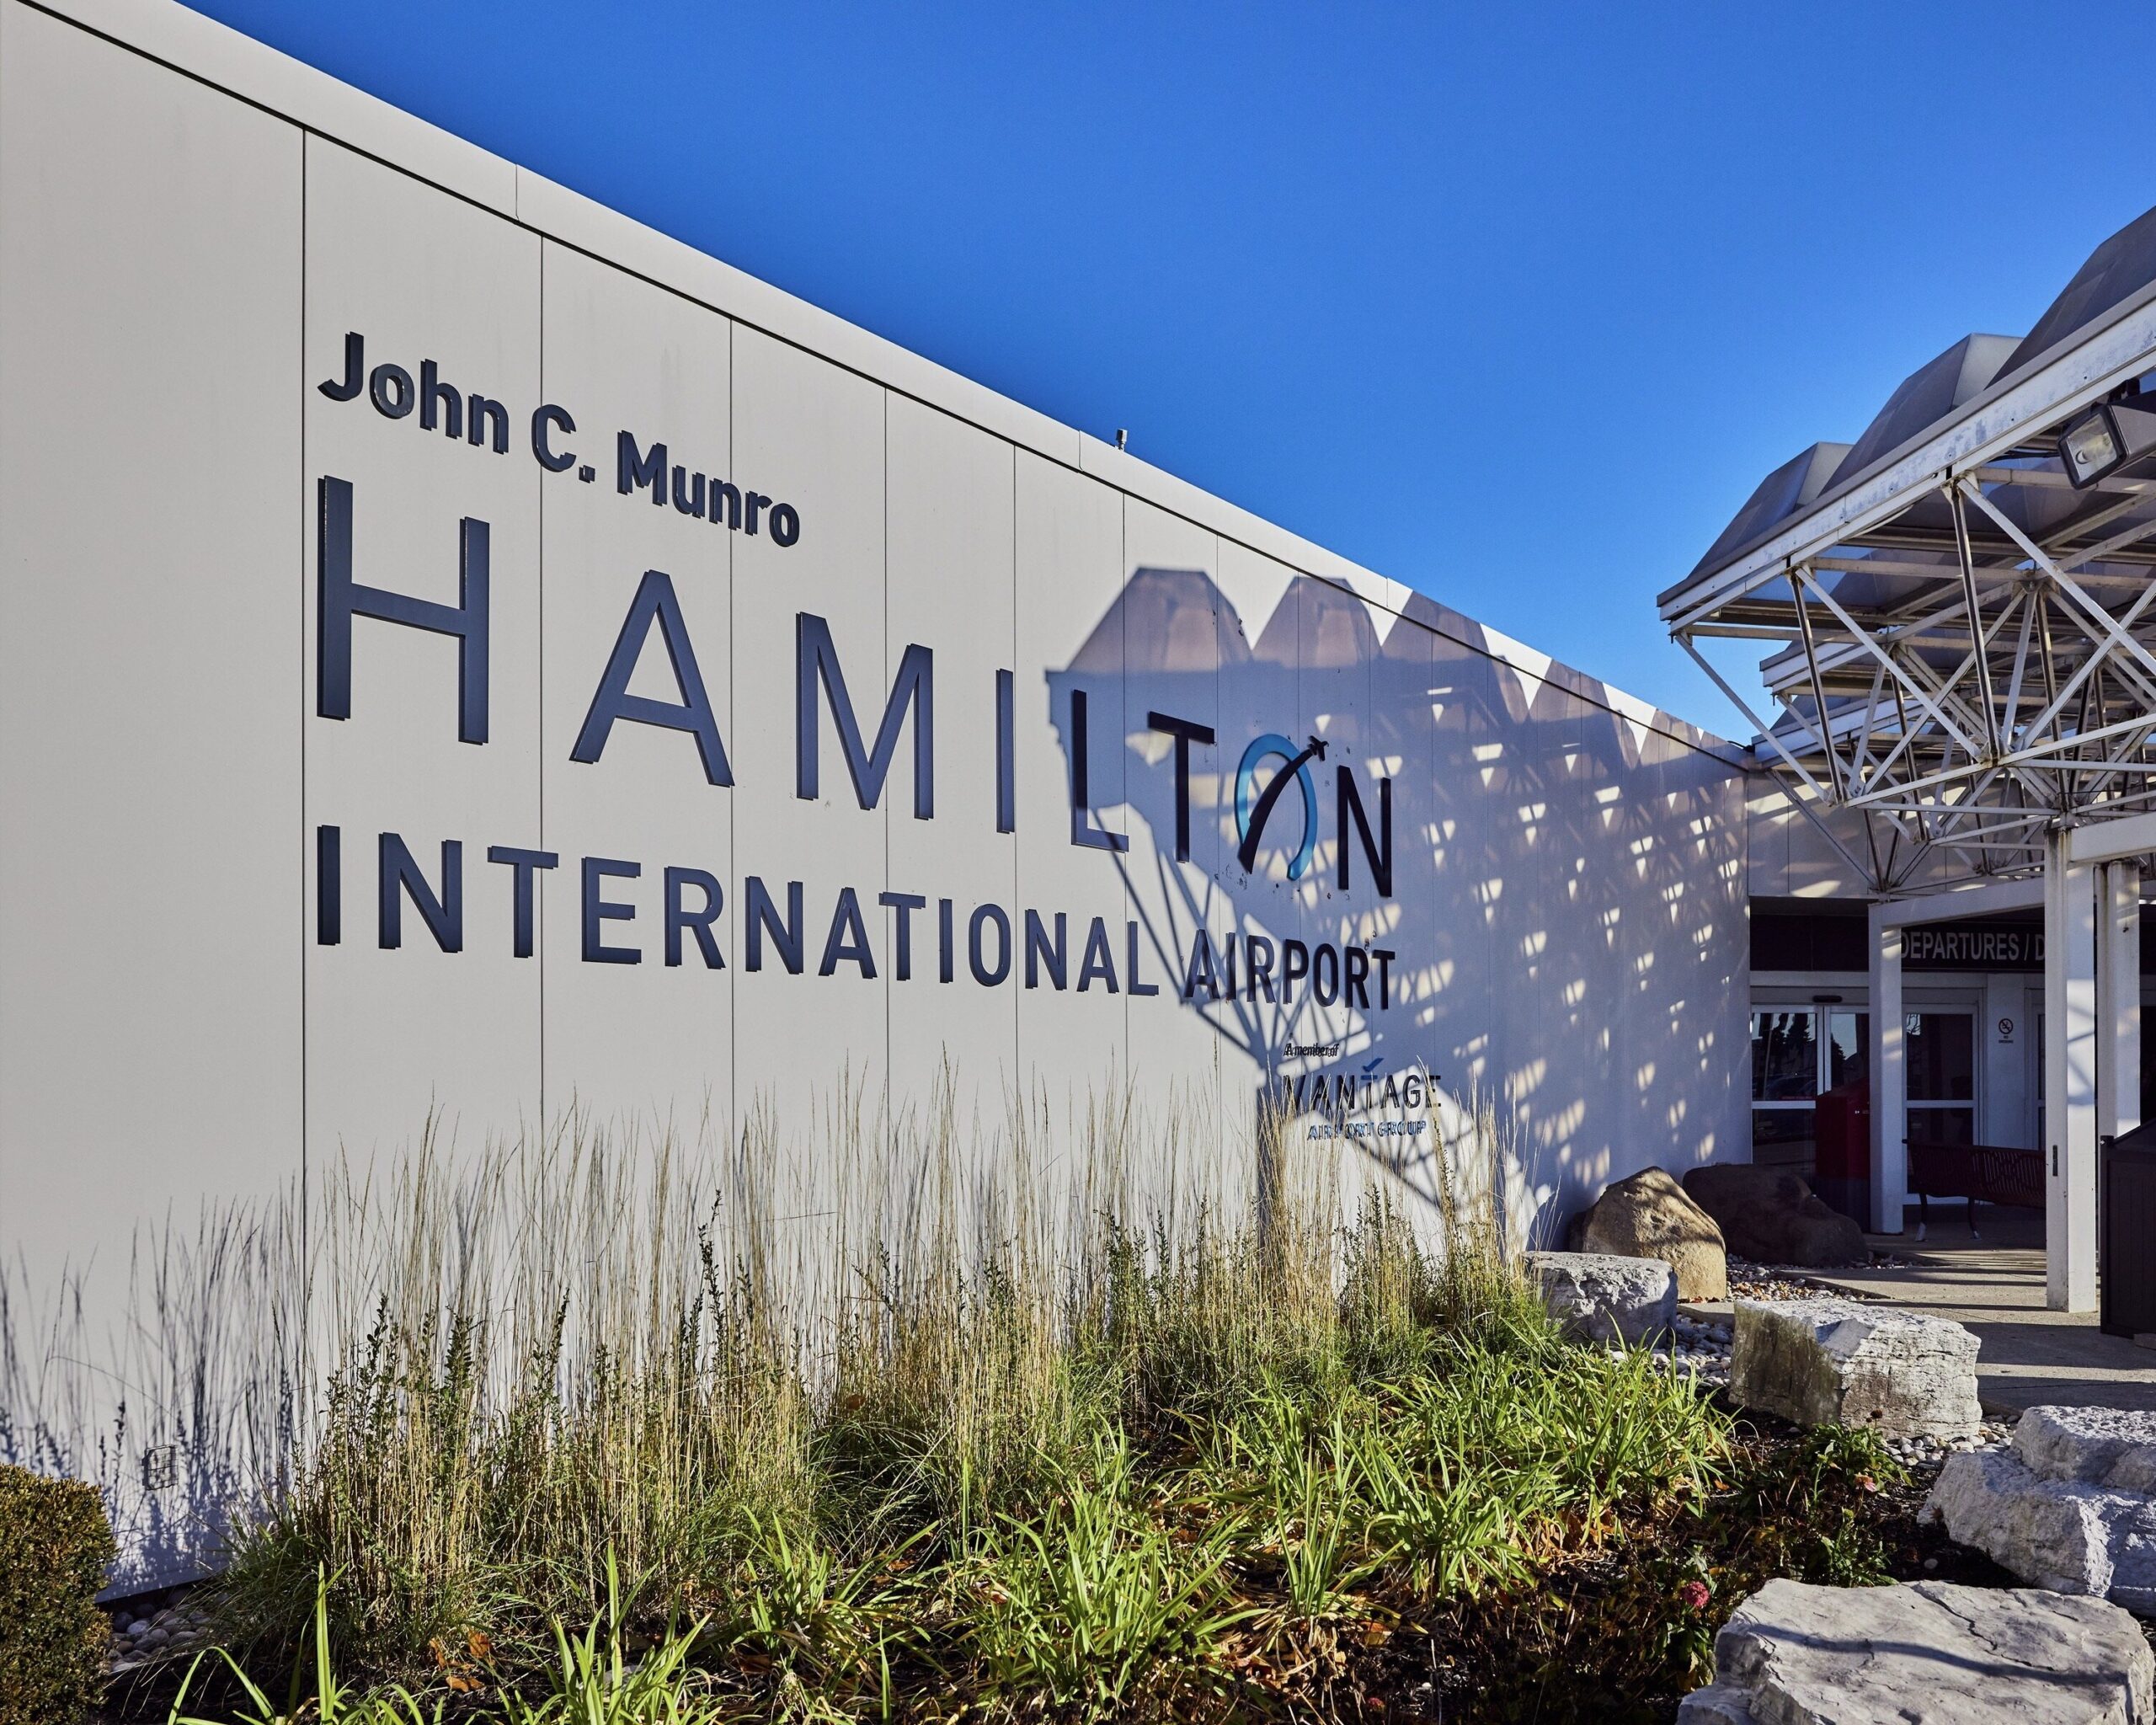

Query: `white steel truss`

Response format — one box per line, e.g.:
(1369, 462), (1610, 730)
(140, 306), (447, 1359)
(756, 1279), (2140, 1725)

(1662, 323), (2156, 896)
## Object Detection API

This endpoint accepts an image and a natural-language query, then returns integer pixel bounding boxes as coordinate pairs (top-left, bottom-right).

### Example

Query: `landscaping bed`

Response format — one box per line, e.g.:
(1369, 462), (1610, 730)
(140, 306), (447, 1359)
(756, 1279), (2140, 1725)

(95, 1378), (2022, 1725)
(52, 1137), (2088, 1724)
(1409, 1404), (2024, 1721)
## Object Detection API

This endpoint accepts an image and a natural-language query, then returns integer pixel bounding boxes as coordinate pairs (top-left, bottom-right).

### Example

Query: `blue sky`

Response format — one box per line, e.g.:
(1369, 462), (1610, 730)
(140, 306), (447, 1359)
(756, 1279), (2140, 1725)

(195, 0), (2156, 737)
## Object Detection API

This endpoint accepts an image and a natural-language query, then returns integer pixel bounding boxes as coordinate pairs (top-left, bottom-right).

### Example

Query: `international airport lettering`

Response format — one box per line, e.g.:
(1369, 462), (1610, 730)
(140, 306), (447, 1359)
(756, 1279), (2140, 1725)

(306, 432), (1400, 1011)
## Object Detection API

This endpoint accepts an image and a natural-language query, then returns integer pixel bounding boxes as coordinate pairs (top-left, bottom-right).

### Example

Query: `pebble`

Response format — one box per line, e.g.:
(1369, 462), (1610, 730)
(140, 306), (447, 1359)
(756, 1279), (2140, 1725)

(104, 1594), (213, 1671)
(1722, 1254), (1920, 1302)
(1650, 1314), (1737, 1386)
(1872, 1418), (2015, 1472)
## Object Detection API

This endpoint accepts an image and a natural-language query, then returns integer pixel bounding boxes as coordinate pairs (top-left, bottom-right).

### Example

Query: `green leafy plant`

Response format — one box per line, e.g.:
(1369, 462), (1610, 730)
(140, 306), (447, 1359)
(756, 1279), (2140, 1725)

(966, 1461), (1253, 1716)
(702, 1510), (924, 1687)
(502, 1551), (723, 1725)
(168, 1569), (441, 1725)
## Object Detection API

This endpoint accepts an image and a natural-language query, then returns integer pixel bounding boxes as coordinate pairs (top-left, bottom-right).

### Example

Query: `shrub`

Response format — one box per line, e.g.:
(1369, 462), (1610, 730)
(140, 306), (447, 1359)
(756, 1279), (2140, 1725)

(0, 1462), (115, 1725)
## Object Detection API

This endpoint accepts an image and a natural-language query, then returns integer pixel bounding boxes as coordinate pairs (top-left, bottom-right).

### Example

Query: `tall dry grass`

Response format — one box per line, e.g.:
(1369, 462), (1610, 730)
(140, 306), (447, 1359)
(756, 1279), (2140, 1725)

(176, 1073), (1534, 1664)
(8, 1068), (1725, 1718)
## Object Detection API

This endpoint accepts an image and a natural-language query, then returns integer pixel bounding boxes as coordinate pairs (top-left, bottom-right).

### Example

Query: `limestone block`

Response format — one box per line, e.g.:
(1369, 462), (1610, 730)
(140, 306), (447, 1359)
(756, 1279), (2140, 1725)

(1683, 1577), (2153, 1724)
(1729, 1298), (1980, 1441)
(1525, 1251), (1676, 1347)
(2016, 1406), (2156, 1495)
(1674, 1686), (1756, 1724)
(1926, 1445), (2156, 1611)
(1573, 1167), (1728, 1301)
(1682, 1163), (1868, 1267)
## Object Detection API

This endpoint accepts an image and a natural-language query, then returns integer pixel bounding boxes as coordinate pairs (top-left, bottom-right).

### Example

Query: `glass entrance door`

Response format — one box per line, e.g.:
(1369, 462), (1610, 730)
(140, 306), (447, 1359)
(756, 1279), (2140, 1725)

(1751, 1007), (1821, 1167)
(1906, 1011), (1976, 1148)
(1750, 1006), (1870, 1173)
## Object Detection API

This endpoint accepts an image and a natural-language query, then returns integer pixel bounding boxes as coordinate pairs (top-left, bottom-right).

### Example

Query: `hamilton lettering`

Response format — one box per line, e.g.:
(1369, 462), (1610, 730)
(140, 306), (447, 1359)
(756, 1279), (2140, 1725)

(308, 473), (1406, 1021)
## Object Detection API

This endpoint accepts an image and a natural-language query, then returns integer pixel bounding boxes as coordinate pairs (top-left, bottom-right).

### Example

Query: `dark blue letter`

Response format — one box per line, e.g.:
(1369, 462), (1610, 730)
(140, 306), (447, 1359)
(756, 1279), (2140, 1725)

(572, 570), (732, 786)
(744, 877), (803, 975)
(618, 430), (666, 502)
(996, 669), (1016, 834)
(795, 612), (932, 817)
(531, 403), (575, 471)
(1069, 689), (1128, 852)
(379, 833), (462, 952)
(318, 331), (364, 401)
(1337, 768), (1393, 897)
(316, 825), (341, 945)
(664, 867), (724, 969)
(582, 857), (640, 964)
(318, 476), (489, 744)
(487, 845), (558, 959)
(819, 887), (877, 978)
(1023, 910), (1067, 991)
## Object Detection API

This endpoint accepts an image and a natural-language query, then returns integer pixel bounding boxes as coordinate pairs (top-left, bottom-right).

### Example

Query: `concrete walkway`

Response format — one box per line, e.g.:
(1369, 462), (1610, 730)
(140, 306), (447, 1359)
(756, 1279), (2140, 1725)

(1804, 1208), (2156, 1416)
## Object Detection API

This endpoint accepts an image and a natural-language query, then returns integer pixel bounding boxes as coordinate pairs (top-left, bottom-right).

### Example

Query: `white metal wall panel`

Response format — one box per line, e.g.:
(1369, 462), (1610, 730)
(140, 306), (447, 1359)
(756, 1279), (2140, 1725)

(1571, 702), (1636, 1189)
(536, 243), (734, 1138)
(301, 138), (543, 1157)
(1372, 603), (1439, 1047)
(1119, 502), (1225, 1141)
(1291, 573), (1380, 1065)
(1487, 670), (1555, 1181)
(1412, 618), (1494, 1097)
(1209, 542), (1310, 1159)
(726, 328), (889, 1130)
(883, 394), (1017, 1124)
(1012, 451), (1130, 1119)
(0, 5), (303, 1288)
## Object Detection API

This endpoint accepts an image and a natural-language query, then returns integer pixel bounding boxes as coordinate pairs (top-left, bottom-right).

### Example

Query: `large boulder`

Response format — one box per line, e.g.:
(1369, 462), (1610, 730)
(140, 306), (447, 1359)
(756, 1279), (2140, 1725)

(1525, 1251), (1675, 1347)
(2015, 1406), (2156, 1494)
(1678, 1577), (2153, 1724)
(1925, 1407), (2156, 1610)
(1924, 1450), (2156, 1609)
(1681, 1163), (1868, 1267)
(1572, 1167), (1727, 1300)
(1729, 1298), (1981, 1441)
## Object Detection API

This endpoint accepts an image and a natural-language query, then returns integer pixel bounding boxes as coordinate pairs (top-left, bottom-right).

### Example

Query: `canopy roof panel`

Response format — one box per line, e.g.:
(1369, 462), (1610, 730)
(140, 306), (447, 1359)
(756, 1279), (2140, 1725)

(1660, 203), (2156, 895)
(2003, 203), (2156, 380)
(1827, 334), (2019, 492)
(1685, 442), (1850, 584)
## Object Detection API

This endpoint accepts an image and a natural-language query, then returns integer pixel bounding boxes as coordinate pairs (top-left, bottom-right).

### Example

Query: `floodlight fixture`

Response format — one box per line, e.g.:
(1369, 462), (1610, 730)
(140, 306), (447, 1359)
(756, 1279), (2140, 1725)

(2059, 395), (2156, 488)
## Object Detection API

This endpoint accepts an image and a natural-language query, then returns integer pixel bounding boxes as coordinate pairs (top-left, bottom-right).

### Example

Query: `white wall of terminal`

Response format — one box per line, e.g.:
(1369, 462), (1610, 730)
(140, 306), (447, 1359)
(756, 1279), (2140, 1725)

(0, 0), (1752, 1575)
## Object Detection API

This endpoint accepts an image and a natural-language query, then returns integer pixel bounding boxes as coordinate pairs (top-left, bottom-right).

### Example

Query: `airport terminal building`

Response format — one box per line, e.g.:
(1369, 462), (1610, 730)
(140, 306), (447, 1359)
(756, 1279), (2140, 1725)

(0, 0), (1756, 1305)
(35, 0), (2156, 1587)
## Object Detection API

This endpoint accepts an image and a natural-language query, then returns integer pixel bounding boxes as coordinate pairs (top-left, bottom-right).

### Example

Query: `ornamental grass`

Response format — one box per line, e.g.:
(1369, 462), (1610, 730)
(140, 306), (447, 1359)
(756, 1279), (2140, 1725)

(20, 1076), (1750, 1720)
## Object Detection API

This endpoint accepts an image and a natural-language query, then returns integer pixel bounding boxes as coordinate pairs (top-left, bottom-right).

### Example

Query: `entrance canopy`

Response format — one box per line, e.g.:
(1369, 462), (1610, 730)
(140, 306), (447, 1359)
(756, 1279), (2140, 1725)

(1668, 205), (2156, 1311)
(1662, 205), (2156, 895)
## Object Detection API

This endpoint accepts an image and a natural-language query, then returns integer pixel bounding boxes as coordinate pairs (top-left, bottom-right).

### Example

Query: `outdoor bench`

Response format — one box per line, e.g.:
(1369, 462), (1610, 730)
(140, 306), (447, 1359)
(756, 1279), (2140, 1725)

(1907, 1141), (2044, 1239)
